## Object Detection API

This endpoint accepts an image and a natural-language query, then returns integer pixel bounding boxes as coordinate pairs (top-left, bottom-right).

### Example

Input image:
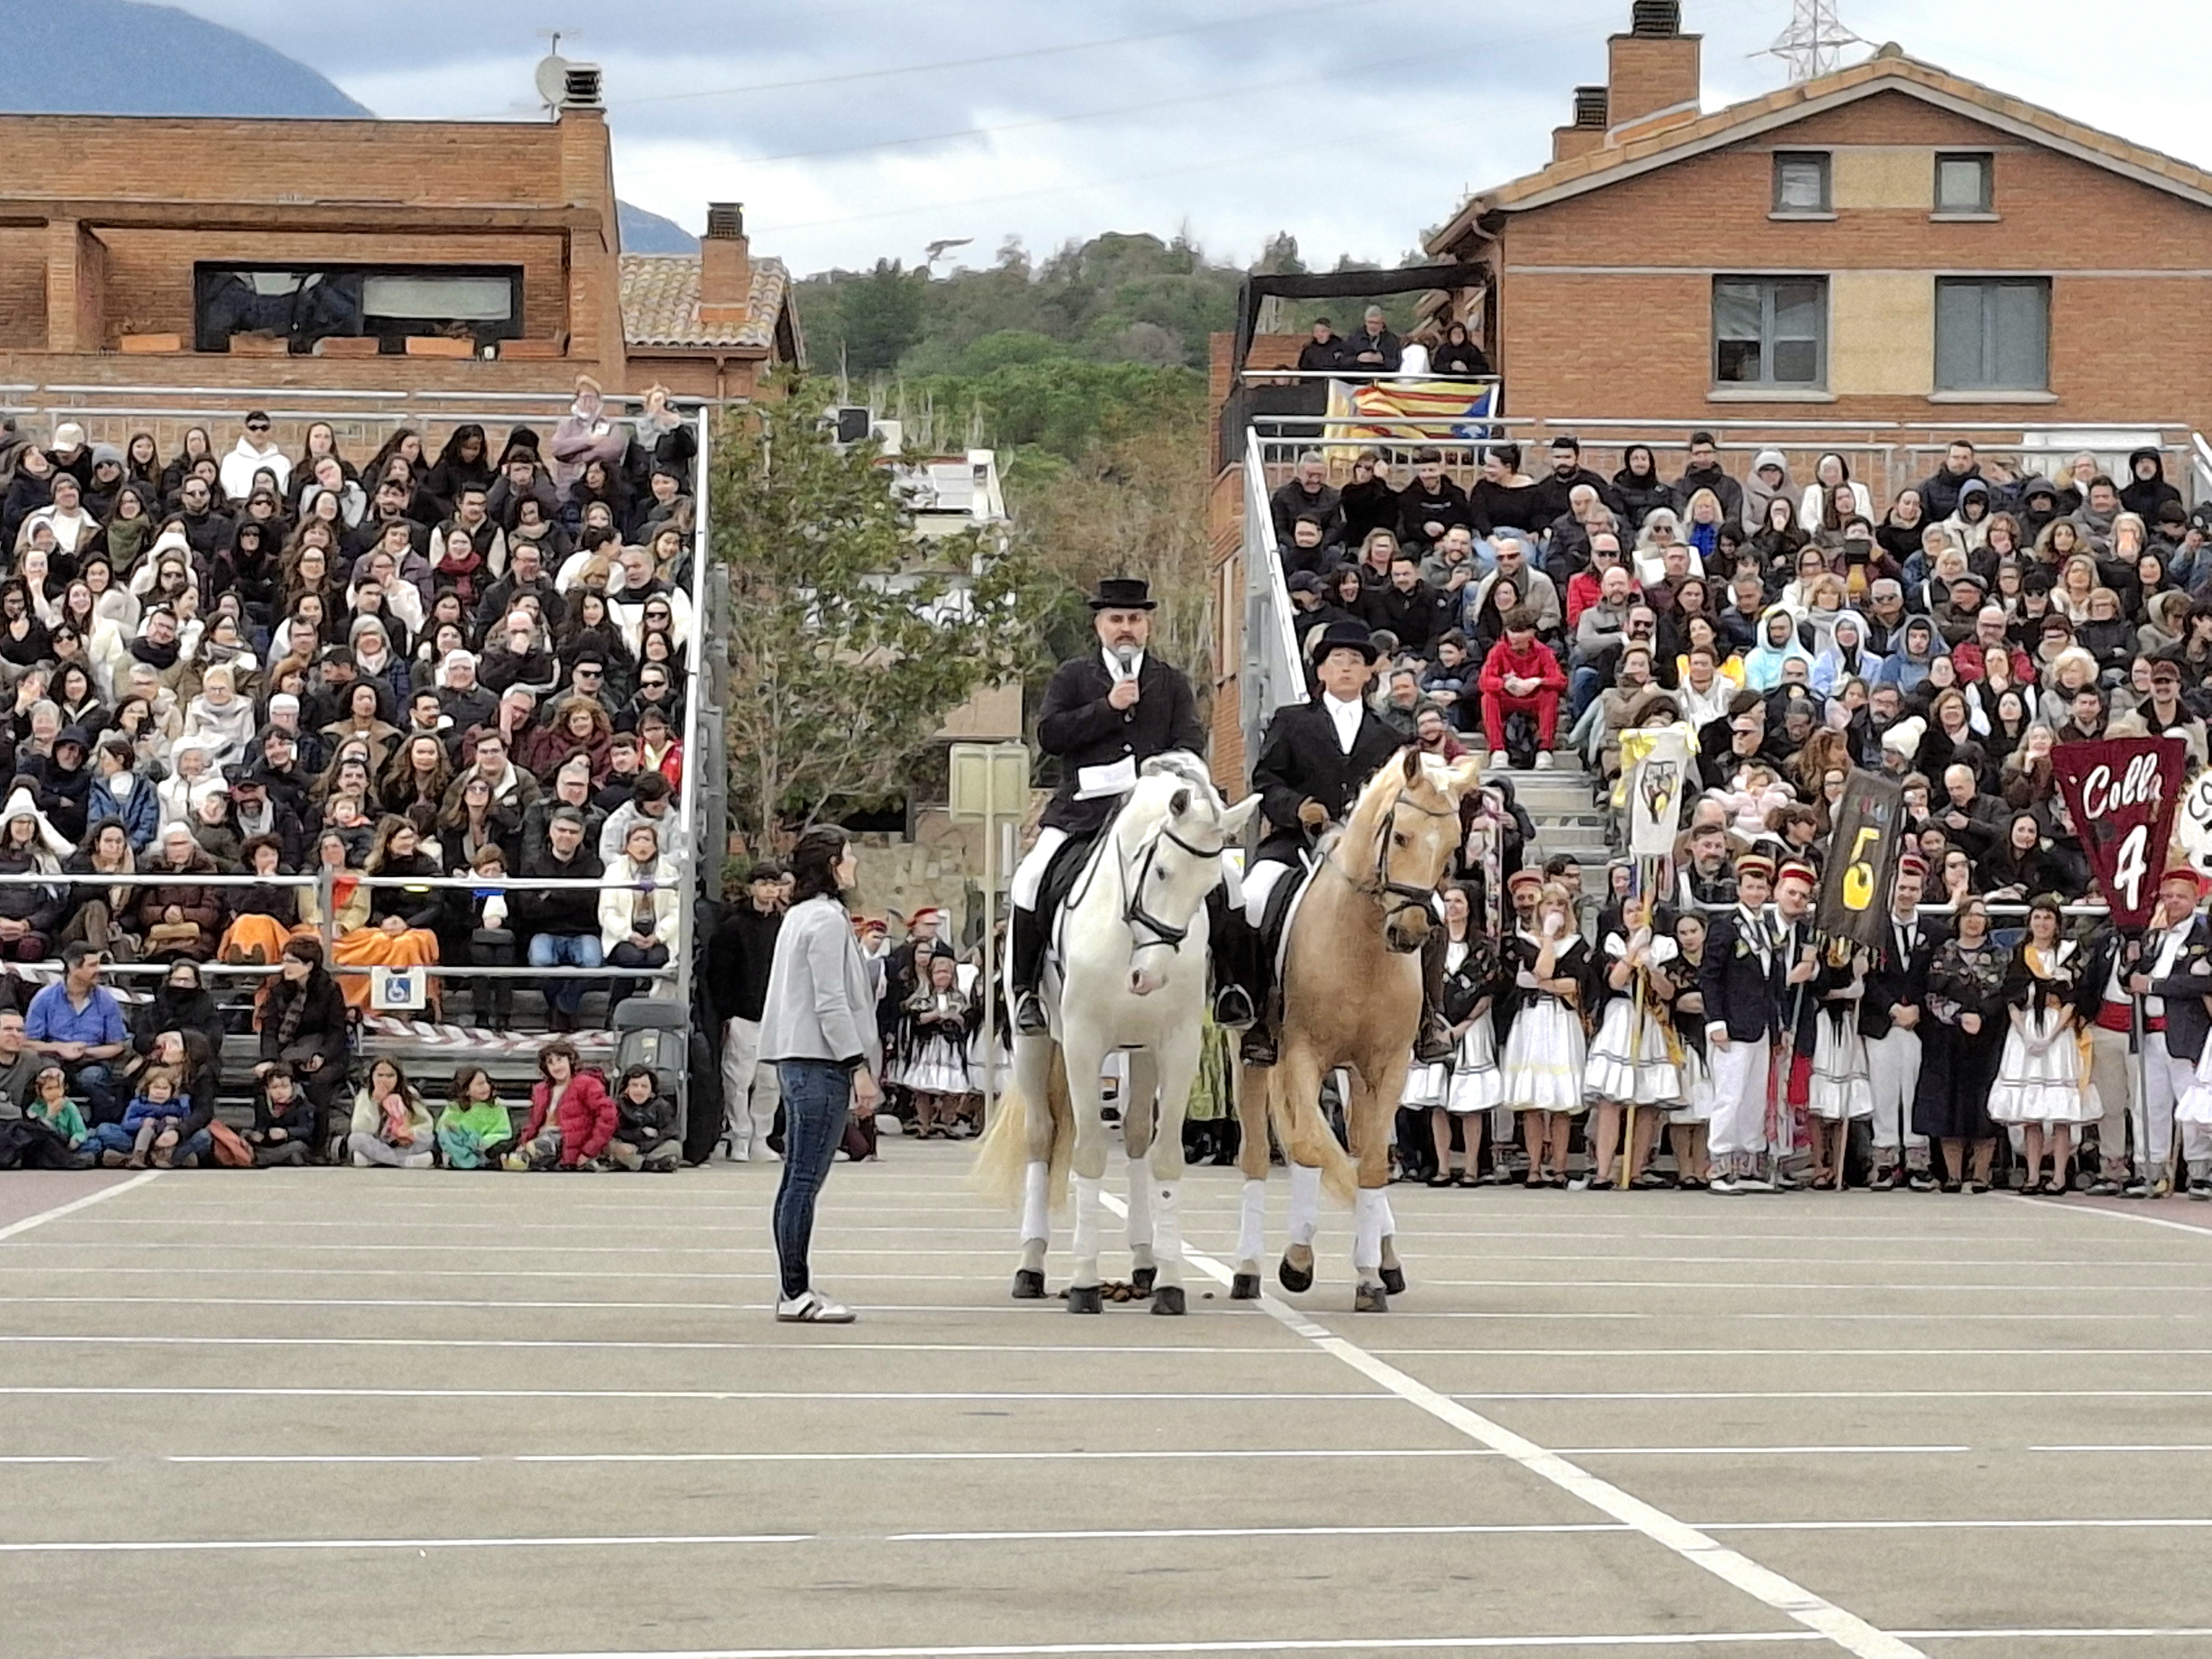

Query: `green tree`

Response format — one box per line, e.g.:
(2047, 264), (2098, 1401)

(837, 259), (928, 374)
(713, 385), (1052, 846)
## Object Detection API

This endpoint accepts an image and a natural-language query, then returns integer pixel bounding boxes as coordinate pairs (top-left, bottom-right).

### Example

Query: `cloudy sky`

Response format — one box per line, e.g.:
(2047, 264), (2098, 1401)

(177, 0), (2212, 277)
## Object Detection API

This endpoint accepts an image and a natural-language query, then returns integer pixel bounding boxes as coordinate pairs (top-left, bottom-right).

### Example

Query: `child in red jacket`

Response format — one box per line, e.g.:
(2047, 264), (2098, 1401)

(506, 1039), (617, 1171)
(1476, 607), (1566, 761)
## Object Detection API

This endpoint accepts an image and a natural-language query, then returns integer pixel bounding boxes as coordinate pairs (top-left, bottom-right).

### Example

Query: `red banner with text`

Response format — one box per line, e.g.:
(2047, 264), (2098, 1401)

(2049, 737), (2189, 928)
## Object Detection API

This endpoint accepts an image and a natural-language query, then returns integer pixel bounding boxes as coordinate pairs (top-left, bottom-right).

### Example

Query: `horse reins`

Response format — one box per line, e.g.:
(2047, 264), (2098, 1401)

(1120, 818), (1227, 951)
(1330, 786), (1454, 925)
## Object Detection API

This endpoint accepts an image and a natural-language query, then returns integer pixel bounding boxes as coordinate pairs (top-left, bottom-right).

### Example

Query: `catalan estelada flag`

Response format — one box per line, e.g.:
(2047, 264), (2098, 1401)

(1325, 377), (1500, 451)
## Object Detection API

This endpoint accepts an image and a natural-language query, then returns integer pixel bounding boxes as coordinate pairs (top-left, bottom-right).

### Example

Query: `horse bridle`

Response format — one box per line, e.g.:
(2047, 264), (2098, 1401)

(1334, 785), (1455, 925)
(1120, 817), (1227, 951)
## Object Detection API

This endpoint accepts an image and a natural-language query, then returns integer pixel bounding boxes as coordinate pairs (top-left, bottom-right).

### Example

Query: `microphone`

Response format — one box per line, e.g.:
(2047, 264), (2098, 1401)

(1113, 645), (1139, 677)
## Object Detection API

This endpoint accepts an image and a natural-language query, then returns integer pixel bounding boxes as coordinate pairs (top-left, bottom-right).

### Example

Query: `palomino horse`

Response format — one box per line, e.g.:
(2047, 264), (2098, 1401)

(1232, 748), (1482, 1312)
(974, 757), (1259, 1314)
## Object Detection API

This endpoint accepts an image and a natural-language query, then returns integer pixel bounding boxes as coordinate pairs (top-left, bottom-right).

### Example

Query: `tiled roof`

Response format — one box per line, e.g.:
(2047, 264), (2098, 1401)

(619, 252), (792, 352)
(1430, 48), (2212, 250)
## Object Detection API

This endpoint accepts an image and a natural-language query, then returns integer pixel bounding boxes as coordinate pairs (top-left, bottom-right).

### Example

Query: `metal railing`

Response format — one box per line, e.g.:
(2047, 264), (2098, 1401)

(1239, 414), (2201, 519)
(1238, 437), (1310, 771)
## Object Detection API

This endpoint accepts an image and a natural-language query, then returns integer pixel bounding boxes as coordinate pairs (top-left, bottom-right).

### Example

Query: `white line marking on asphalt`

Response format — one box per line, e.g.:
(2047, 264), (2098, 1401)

(2033, 1443), (2212, 1452)
(0, 1533), (812, 1554)
(1450, 1389), (2212, 1401)
(2016, 1195), (2212, 1239)
(1, 1445), (1961, 1469)
(205, 1625), (2212, 1657)
(895, 1517), (2212, 1541)
(0, 1335), (1306, 1356)
(1094, 1193), (1927, 1659)
(0, 1171), (161, 1242)
(0, 1386), (1383, 1402)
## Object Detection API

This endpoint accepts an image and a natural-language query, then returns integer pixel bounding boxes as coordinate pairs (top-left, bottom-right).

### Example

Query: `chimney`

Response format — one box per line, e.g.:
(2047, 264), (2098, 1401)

(558, 62), (603, 110)
(1606, 0), (1701, 138)
(1550, 84), (1611, 163)
(698, 201), (752, 325)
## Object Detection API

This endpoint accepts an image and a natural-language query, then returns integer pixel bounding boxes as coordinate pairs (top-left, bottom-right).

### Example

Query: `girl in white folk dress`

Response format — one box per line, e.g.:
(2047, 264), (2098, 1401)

(1501, 882), (1590, 1188)
(1666, 911), (1717, 1189)
(1583, 890), (1683, 1188)
(1806, 937), (1876, 1190)
(1424, 884), (1503, 1187)
(1988, 895), (2098, 1194)
(897, 954), (977, 1139)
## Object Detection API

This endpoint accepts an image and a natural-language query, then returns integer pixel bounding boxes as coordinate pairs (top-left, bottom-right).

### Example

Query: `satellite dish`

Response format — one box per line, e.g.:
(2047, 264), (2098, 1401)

(534, 54), (572, 111)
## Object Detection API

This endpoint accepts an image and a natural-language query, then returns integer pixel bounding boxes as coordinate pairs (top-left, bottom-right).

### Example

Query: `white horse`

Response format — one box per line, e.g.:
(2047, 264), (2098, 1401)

(974, 757), (1258, 1314)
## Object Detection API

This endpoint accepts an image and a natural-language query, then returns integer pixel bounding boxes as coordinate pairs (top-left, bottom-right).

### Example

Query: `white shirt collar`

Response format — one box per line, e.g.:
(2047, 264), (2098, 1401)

(1322, 692), (1363, 754)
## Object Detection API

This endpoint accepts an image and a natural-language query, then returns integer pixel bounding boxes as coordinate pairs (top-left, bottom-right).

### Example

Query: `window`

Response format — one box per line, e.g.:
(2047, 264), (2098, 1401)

(1934, 278), (2049, 391)
(1772, 152), (1831, 214)
(1934, 152), (1994, 214)
(1713, 276), (1827, 388)
(192, 263), (523, 353)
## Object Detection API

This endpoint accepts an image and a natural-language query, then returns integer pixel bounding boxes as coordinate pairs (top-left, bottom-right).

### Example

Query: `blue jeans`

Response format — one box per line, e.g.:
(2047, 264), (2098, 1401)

(73, 1064), (121, 1126)
(773, 1060), (853, 1300)
(528, 933), (602, 1014)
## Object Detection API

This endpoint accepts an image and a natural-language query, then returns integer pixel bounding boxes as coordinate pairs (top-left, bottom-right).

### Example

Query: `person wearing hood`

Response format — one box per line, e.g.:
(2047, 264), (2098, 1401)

(2120, 446), (2182, 524)
(0, 788), (70, 964)
(1940, 477), (1994, 555)
(17, 471), (96, 560)
(1741, 448), (1795, 537)
(90, 738), (159, 852)
(2140, 588), (2194, 659)
(1742, 607), (1815, 691)
(2015, 475), (2062, 542)
(1873, 616), (1944, 696)
(1610, 443), (1669, 530)
(217, 410), (291, 505)
(1792, 451), (1871, 536)
(135, 823), (226, 962)
(2, 442), (54, 551)
(1811, 610), (1881, 697)
(178, 664), (257, 769)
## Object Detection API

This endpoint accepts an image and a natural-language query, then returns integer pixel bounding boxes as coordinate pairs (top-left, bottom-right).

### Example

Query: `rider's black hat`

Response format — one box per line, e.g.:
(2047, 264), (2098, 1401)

(1308, 620), (1380, 665)
(1088, 576), (1156, 611)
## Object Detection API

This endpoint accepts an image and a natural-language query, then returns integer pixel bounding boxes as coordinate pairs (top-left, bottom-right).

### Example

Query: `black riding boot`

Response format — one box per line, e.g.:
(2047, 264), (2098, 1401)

(1008, 902), (1049, 1036)
(1206, 886), (1257, 1032)
(1212, 900), (1277, 1068)
(1415, 925), (1453, 1065)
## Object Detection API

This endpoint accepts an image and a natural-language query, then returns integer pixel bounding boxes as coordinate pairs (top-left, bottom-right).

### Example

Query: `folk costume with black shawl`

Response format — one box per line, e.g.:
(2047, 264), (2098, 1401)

(1008, 578), (1207, 1032)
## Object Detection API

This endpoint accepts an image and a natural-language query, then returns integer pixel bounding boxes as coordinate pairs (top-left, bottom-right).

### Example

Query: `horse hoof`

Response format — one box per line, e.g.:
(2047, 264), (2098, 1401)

(1230, 1272), (1261, 1301)
(1353, 1284), (1390, 1314)
(1130, 1265), (1156, 1295)
(1011, 1269), (1045, 1300)
(1379, 1265), (1407, 1296)
(1066, 1285), (1104, 1315)
(1276, 1255), (1314, 1294)
(1150, 1285), (1186, 1316)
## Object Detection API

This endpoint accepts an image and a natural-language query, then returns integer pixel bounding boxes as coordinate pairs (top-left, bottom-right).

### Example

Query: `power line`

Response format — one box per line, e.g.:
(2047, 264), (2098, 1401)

(609, 0), (1394, 107)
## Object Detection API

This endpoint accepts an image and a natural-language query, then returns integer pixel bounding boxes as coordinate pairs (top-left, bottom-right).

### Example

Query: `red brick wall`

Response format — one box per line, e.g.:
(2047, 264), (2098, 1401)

(1494, 90), (2212, 437)
(0, 228), (45, 350)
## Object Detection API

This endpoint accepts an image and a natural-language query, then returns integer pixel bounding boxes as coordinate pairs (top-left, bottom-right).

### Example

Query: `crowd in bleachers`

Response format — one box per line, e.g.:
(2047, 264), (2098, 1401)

(1270, 432), (2212, 1198)
(0, 377), (705, 1171)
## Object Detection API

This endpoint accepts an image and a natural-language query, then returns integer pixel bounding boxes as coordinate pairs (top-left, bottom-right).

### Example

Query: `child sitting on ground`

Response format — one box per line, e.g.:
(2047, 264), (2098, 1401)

(608, 1064), (679, 1172)
(245, 1065), (316, 1168)
(26, 1066), (91, 1165)
(346, 1058), (436, 1169)
(120, 1067), (189, 1169)
(438, 1065), (514, 1171)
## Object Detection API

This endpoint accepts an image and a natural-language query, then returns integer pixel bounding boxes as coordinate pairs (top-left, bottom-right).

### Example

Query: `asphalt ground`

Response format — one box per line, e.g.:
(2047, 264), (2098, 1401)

(4, 1152), (2212, 1659)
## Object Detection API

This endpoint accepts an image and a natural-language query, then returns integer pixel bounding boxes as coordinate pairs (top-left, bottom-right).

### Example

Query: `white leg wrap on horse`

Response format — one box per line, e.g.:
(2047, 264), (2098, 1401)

(1019, 1160), (1050, 1246)
(1353, 1188), (1385, 1273)
(1070, 1174), (1104, 1278)
(1236, 1179), (1267, 1266)
(1122, 1150), (1153, 1251)
(1288, 1161), (1322, 1247)
(1152, 1176), (1184, 1270)
(1380, 1193), (1398, 1241)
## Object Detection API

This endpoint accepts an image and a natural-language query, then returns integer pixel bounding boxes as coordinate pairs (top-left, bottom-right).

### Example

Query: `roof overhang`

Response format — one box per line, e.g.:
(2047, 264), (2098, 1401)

(1429, 63), (2212, 252)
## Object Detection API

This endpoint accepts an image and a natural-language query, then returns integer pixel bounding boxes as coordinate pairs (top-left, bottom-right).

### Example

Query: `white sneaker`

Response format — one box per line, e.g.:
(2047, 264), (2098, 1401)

(1533, 750), (1555, 769)
(775, 1291), (856, 1324)
(1708, 1173), (1739, 1194)
(403, 1151), (435, 1169)
(1734, 1174), (1774, 1193)
(729, 1143), (752, 1162)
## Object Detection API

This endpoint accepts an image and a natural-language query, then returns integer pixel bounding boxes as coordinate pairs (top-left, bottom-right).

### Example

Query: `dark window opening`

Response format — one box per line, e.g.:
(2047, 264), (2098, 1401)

(192, 265), (523, 355)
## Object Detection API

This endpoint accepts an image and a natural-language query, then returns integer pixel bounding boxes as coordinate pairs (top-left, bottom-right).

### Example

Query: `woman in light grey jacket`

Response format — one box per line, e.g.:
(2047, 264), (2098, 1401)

(758, 825), (879, 1323)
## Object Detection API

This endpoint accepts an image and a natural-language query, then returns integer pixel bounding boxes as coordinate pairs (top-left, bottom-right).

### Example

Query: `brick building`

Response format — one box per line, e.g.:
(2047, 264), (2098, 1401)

(1424, 1), (2212, 435)
(0, 79), (798, 403)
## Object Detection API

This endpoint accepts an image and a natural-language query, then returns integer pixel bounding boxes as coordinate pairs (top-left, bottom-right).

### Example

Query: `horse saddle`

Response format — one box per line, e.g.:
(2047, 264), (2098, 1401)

(1247, 853), (1322, 985)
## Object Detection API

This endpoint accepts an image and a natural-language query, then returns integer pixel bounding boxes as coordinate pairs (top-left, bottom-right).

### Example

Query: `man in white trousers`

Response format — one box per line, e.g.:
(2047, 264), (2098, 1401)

(1696, 853), (1790, 1194)
(1861, 856), (1938, 1192)
(2127, 865), (2212, 1199)
(707, 860), (787, 1160)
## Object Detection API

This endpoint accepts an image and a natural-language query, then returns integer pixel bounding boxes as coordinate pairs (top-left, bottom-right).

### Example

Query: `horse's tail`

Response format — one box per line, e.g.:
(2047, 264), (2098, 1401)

(968, 1051), (1076, 1214)
(1265, 1063), (1360, 1206)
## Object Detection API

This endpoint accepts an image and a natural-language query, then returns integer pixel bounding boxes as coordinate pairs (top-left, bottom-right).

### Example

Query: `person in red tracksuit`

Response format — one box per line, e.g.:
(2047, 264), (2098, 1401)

(1476, 607), (1567, 762)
